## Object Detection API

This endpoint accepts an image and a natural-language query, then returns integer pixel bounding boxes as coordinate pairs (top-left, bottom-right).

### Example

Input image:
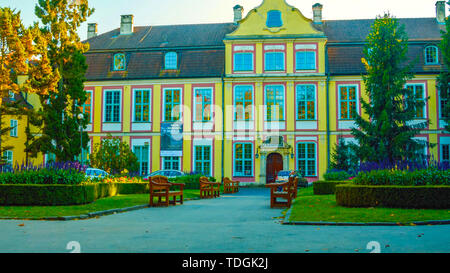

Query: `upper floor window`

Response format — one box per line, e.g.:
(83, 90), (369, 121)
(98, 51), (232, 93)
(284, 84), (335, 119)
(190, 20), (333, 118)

(234, 85), (253, 121)
(165, 52), (178, 69)
(266, 10), (282, 28)
(80, 91), (92, 124)
(164, 89), (182, 122)
(234, 52), (253, 72)
(265, 52), (285, 71)
(265, 85), (285, 121)
(406, 84), (426, 119)
(113, 53), (126, 71)
(104, 90), (121, 123)
(425, 46), (439, 65)
(296, 51), (316, 70)
(296, 85), (316, 120)
(194, 88), (212, 122)
(134, 89), (151, 122)
(339, 86), (358, 120)
(10, 120), (18, 137)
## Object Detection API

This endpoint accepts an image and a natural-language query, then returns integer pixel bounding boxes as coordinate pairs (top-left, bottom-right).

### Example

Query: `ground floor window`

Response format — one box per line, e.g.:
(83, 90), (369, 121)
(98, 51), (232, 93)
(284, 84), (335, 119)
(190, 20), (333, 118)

(442, 144), (450, 163)
(234, 143), (253, 177)
(297, 142), (316, 177)
(163, 156), (180, 171)
(134, 145), (150, 176)
(194, 145), (211, 176)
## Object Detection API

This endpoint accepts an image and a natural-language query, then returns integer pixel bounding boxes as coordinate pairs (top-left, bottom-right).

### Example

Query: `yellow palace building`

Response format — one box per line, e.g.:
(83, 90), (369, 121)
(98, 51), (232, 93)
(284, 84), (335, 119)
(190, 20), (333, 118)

(5, 0), (448, 184)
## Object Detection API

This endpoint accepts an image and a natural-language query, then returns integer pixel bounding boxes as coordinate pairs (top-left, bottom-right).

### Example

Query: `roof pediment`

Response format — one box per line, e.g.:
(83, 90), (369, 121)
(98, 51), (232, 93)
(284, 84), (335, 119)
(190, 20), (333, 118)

(226, 0), (324, 40)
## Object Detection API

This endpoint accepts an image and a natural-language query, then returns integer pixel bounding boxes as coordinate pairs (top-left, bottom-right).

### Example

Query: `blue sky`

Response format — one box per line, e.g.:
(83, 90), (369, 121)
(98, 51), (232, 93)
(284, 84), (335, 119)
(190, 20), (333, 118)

(1, 0), (446, 40)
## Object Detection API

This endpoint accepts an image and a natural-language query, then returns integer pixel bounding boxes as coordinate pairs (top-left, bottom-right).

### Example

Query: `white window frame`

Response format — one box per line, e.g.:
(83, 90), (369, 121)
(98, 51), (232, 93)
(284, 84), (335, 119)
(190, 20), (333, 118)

(338, 84), (359, 121)
(10, 120), (18, 137)
(103, 89), (122, 123)
(406, 83), (427, 119)
(193, 87), (213, 123)
(264, 51), (285, 72)
(193, 144), (212, 177)
(424, 46), (439, 65)
(296, 84), (317, 121)
(297, 142), (317, 177)
(3, 150), (13, 166)
(233, 52), (254, 72)
(165, 52), (178, 70)
(234, 85), (254, 122)
(82, 90), (93, 124)
(233, 142), (254, 177)
(132, 88), (152, 123)
(264, 85), (285, 121)
(163, 156), (181, 171)
(163, 88), (183, 122)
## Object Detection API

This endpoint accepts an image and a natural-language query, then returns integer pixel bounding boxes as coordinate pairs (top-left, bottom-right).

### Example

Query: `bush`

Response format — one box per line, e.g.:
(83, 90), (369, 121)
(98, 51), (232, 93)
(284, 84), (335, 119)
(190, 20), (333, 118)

(354, 169), (450, 186)
(170, 174), (202, 189)
(313, 181), (351, 195)
(0, 182), (149, 206)
(323, 170), (351, 181)
(336, 184), (450, 209)
(298, 177), (309, 188)
(0, 168), (86, 185)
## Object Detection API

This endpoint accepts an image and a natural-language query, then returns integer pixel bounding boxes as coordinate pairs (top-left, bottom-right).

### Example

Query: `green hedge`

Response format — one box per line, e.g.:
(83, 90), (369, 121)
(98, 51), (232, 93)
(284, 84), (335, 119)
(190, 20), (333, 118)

(0, 182), (149, 206)
(0, 169), (85, 185)
(335, 184), (450, 209)
(354, 169), (450, 186)
(313, 181), (350, 195)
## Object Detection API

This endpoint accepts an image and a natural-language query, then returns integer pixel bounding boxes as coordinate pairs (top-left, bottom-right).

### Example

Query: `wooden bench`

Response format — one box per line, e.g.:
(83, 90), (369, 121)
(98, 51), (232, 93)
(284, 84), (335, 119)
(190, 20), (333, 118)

(149, 175), (184, 207)
(199, 176), (221, 199)
(266, 177), (298, 208)
(223, 177), (240, 194)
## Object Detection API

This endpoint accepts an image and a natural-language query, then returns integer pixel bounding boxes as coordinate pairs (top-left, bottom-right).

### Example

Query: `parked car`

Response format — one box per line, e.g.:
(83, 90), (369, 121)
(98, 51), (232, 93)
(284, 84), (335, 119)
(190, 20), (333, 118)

(275, 170), (301, 183)
(143, 170), (185, 181)
(85, 168), (109, 179)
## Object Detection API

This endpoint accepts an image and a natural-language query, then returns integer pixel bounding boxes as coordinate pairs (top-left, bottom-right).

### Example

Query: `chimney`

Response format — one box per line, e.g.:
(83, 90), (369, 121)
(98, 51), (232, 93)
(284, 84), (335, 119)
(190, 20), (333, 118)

(120, 14), (134, 35)
(312, 3), (323, 24)
(233, 5), (244, 24)
(87, 23), (97, 39)
(436, 1), (446, 24)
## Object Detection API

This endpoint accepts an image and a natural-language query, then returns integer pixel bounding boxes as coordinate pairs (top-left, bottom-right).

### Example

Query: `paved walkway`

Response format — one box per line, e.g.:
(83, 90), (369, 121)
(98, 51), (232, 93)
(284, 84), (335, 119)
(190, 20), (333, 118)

(0, 188), (449, 253)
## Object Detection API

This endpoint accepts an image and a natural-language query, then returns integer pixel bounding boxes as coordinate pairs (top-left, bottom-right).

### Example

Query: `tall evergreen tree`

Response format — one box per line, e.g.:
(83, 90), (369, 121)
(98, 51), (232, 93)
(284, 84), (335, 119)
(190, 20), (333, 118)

(352, 14), (429, 163)
(438, 2), (450, 132)
(27, 0), (94, 162)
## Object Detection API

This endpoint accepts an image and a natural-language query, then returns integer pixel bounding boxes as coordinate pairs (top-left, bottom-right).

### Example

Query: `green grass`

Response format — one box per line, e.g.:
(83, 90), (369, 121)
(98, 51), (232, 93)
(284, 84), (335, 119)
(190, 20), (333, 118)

(0, 190), (200, 219)
(289, 187), (450, 224)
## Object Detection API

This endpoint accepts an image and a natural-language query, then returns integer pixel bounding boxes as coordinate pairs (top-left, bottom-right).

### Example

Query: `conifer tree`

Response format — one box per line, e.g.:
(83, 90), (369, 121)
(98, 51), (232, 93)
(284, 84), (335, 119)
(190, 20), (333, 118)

(352, 14), (429, 163)
(437, 2), (450, 132)
(27, 0), (94, 162)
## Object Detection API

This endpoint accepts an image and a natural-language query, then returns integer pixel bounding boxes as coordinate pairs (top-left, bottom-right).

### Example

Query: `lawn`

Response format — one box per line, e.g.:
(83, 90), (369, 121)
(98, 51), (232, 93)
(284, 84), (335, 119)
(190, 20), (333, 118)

(0, 189), (200, 219)
(288, 187), (450, 224)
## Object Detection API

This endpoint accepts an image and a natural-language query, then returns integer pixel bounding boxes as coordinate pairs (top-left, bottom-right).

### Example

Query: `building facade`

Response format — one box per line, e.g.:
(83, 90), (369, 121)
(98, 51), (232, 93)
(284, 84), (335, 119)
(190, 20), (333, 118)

(11, 0), (447, 184)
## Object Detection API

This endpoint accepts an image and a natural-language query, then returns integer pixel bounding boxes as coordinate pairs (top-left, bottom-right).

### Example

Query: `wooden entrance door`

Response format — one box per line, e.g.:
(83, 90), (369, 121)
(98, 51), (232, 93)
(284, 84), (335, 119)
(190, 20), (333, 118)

(266, 153), (283, 184)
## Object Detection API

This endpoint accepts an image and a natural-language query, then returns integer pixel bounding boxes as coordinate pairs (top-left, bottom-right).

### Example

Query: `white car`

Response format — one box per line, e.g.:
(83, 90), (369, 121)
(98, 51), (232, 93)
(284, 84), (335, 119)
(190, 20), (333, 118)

(85, 168), (109, 179)
(144, 170), (185, 180)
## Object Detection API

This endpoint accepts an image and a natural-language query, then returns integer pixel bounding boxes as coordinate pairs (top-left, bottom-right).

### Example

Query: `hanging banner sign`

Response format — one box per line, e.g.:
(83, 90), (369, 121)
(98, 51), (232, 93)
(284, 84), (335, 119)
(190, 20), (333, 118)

(160, 122), (183, 157)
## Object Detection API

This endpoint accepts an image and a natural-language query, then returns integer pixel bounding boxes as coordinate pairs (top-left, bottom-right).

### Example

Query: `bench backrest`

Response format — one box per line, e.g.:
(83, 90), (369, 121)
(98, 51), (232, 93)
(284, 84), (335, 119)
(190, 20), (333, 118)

(150, 175), (170, 191)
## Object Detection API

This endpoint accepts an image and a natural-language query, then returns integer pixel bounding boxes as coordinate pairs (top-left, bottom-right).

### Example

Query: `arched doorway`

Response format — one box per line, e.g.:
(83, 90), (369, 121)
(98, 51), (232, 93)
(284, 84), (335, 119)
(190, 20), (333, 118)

(266, 153), (283, 184)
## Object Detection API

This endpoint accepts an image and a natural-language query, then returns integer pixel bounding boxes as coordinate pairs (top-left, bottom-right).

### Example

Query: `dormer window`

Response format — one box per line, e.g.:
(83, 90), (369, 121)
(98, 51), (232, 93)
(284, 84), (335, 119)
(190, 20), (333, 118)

(165, 52), (178, 70)
(266, 10), (283, 28)
(425, 46), (439, 65)
(113, 53), (126, 71)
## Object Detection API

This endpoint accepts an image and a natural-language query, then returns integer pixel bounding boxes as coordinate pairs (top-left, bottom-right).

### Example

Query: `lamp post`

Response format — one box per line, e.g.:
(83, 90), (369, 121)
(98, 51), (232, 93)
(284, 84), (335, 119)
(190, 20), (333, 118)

(78, 113), (84, 165)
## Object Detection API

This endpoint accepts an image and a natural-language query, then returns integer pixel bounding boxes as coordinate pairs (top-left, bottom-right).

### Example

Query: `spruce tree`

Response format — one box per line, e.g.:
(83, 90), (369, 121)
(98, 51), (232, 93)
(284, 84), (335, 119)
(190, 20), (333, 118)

(352, 14), (429, 163)
(27, 0), (94, 162)
(438, 2), (450, 132)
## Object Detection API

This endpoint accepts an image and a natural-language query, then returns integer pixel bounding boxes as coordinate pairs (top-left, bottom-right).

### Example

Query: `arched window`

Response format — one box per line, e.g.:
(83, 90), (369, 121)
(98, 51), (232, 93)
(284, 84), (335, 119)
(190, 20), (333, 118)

(165, 52), (178, 69)
(425, 46), (439, 65)
(266, 10), (283, 28)
(113, 53), (126, 71)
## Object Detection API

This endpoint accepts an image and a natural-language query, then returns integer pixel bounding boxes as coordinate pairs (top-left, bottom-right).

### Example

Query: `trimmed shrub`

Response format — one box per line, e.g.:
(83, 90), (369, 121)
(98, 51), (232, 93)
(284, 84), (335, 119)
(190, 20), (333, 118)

(0, 168), (86, 185)
(313, 181), (350, 195)
(171, 174), (202, 189)
(0, 182), (150, 206)
(354, 169), (450, 186)
(336, 184), (450, 209)
(323, 170), (351, 181)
